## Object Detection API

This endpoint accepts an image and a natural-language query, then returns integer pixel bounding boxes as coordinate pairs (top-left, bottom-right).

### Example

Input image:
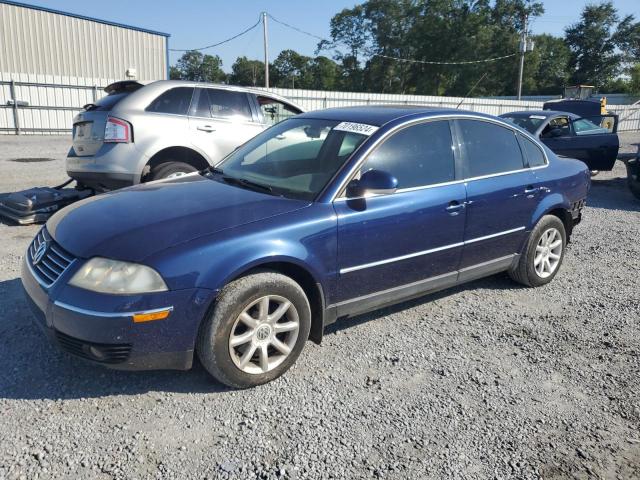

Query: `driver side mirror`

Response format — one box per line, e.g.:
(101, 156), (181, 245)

(347, 169), (398, 198)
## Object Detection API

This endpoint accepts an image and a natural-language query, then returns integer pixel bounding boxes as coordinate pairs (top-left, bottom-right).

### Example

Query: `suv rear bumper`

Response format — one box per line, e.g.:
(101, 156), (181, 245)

(66, 143), (148, 190)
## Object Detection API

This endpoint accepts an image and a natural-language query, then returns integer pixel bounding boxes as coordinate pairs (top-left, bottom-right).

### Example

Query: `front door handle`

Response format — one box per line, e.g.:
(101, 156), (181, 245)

(197, 125), (216, 132)
(446, 200), (465, 215)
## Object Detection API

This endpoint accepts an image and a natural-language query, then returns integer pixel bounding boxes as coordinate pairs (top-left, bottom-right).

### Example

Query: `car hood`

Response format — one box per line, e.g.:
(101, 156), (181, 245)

(47, 174), (310, 262)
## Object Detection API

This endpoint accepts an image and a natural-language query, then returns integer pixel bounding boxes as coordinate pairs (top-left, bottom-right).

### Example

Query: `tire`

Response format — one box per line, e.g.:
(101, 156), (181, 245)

(509, 215), (567, 287)
(626, 160), (640, 200)
(196, 271), (311, 388)
(148, 161), (197, 181)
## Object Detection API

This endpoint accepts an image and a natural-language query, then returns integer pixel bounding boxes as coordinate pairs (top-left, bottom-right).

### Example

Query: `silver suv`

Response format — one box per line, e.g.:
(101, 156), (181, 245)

(67, 80), (304, 190)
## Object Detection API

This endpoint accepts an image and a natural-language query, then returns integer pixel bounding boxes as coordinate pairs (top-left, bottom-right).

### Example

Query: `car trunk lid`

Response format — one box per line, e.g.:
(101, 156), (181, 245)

(72, 81), (144, 157)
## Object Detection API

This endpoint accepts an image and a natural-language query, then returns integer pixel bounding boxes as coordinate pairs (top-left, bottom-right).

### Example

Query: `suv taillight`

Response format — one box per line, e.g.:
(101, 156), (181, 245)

(104, 117), (131, 143)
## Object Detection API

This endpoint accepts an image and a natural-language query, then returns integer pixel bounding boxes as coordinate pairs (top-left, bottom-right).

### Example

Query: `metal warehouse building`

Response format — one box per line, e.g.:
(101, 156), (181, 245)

(0, 1), (170, 134)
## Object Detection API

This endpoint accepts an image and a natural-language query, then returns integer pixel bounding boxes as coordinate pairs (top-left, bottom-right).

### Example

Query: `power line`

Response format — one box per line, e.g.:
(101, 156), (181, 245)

(169, 16), (262, 52)
(372, 52), (517, 65)
(267, 14), (326, 42)
(267, 13), (518, 66)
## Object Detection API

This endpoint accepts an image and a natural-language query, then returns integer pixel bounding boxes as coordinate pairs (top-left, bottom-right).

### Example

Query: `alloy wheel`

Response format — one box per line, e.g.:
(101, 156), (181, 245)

(228, 295), (300, 375)
(534, 227), (563, 278)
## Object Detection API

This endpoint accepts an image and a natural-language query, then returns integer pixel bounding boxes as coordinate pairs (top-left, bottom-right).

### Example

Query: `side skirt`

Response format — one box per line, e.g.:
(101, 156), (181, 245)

(329, 254), (518, 320)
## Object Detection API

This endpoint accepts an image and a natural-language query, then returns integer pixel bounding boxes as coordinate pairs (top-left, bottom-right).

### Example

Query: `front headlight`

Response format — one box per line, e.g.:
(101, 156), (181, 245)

(69, 257), (168, 294)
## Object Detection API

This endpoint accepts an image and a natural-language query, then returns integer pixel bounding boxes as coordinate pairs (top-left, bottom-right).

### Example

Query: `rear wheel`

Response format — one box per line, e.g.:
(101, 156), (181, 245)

(196, 271), (311, 388)
(509, 215), (566, 287)
(148, 161), (197, 181)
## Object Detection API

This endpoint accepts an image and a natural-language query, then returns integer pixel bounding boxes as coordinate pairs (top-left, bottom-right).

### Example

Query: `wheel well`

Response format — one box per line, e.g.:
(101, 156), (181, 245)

(142, 147), (210, 181)
(237, 262), (326, 345)
(547, 208), (573, 239)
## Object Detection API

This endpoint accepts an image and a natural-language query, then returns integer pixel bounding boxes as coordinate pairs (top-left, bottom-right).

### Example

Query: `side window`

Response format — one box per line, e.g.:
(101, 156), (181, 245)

(257, 96), (302, 126)
(457, 120), (524, 177)
(541, 116), (571, 138)
(191, 88), (252, 120)
(360, 120), (455, 189)
(572, 118), (606, 135)
(146, 87), (194, 115)
(518, 134), (546, 167)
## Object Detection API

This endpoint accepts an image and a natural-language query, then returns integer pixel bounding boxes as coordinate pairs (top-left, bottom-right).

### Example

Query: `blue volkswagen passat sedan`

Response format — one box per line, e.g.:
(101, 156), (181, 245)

(22, 107), (590, 388)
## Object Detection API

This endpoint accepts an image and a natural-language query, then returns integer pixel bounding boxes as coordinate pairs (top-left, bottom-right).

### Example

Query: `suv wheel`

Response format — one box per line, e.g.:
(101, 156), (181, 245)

(509, 215), (567, 287)
(148, 161), (197, 181)
(197, 271), (311, 388)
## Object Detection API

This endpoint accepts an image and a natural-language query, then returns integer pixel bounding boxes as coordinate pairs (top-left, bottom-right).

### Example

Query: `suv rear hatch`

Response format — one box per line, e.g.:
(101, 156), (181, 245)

(72, 81), (144, 156)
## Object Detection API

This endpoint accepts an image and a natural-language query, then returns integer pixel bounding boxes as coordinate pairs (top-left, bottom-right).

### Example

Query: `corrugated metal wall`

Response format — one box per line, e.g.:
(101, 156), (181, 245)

(0, 2), (167, 81)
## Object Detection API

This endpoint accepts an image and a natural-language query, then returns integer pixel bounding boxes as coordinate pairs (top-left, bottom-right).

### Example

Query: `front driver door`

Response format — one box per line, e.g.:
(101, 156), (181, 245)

(333, 120), (467, 316)
(189, 88), (263, 165)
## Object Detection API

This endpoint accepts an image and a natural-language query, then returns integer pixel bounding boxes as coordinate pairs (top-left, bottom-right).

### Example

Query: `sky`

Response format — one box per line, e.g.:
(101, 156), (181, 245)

(18, 0), (640, 72)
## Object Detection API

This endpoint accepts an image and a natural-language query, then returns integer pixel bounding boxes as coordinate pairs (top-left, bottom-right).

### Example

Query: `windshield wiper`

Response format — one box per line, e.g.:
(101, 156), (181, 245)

(221, 176), (274, 194)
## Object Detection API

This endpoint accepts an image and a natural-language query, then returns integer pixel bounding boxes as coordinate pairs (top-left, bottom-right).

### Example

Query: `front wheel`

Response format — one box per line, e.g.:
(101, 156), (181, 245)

(147, 161), (197, 181)
(509, 215), (567, 287)
(197, 271), (311, 388)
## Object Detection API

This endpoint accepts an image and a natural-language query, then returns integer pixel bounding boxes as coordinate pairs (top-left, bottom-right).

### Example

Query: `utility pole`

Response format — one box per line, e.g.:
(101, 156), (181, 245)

(517, 13), (527, 100)
(262, 12), (269, 88)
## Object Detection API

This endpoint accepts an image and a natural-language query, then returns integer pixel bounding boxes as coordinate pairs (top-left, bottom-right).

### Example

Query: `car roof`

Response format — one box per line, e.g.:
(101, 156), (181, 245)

(501, 110), (579, 120)
(296, 105), (497, 127)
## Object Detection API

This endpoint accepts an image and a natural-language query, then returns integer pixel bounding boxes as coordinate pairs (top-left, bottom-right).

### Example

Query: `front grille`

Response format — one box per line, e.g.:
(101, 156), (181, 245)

(54, 330), (132, 364)
(27, 228), (75, 287)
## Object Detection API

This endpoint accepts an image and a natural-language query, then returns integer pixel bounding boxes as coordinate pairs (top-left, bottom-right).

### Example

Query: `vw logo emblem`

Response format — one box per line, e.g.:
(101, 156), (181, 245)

(32, 241), (48, 265)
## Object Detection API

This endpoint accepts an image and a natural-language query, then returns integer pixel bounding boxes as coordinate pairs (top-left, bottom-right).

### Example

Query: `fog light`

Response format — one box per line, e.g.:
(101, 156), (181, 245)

(88, 346), (107, 360)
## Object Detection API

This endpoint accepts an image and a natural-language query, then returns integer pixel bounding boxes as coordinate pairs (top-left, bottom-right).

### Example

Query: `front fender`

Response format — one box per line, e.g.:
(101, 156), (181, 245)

(147, 204), (337, 301)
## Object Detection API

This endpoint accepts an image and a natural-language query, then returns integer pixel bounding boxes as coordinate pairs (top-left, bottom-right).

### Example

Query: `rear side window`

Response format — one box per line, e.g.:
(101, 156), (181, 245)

(361, 120), (455, 189)
(519, 134), (546, 167)
(84, 92), (129, 112)
(457, 120), (524, 178)
(191, 88), (252, 120)
(146, 87), (194, 115)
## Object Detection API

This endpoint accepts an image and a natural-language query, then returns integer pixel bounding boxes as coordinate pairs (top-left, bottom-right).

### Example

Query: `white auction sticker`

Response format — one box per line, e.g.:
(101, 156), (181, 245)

(333, 122), (379, 136)
(529, 115), (547, 120)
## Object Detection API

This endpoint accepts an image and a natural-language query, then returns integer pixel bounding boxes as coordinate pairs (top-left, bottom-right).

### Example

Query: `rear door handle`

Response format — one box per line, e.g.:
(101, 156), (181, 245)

(524, 185), (540, 195)
(197, 125), (216, 132)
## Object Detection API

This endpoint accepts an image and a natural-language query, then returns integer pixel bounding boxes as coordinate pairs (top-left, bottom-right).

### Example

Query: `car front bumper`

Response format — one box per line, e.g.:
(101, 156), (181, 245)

(21, 256), (214, 371)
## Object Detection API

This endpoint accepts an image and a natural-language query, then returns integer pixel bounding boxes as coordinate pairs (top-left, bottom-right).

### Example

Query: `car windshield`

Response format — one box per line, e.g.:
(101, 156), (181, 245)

(501, 114), (547, 134)
(213, 118), (369, 201)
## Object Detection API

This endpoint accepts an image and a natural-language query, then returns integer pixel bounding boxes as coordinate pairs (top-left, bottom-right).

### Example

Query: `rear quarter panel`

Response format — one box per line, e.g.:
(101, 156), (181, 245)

(531, 151), (590, 227)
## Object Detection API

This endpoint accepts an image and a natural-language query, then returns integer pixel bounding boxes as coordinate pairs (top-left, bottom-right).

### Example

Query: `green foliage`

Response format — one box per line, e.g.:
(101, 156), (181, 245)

(172, 51), (227, 83)
(229, 56), (265, 86)
(170, 0), (640, 96)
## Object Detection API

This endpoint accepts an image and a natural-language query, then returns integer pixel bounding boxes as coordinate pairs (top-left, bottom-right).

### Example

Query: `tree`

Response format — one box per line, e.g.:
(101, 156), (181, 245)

(317, 5), (370, 91)
(630, 63), (640, 95)
(309, 56), (341, 90)
(272, 50), (313, 88)
(172, 50), (226, 83)
(522, 34), (570, 95)
(565, 2), (623, 88)
(229, 56), (265, 86)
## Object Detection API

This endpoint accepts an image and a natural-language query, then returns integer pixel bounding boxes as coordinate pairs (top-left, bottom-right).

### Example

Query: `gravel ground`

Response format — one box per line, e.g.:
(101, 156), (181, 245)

(0, 133), (639, 480)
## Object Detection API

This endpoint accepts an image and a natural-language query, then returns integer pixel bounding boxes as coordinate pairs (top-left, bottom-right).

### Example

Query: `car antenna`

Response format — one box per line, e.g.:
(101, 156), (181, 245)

(456, 72), (489, 109)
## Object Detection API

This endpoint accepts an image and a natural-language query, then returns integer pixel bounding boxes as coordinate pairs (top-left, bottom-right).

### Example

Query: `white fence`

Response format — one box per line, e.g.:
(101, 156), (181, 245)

(262, 87), (640, 132)
(1, 75), (639, 134)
